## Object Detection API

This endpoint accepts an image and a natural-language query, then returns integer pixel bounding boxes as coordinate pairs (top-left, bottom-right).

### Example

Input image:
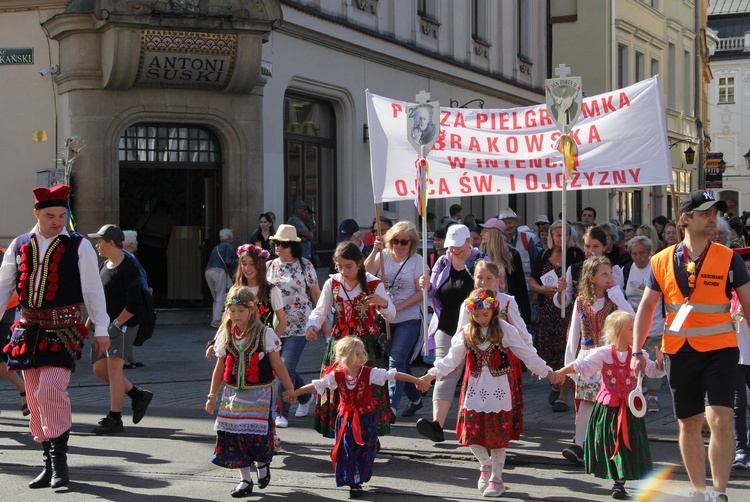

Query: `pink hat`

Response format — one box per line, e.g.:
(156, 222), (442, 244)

(479, 218), (506, 232)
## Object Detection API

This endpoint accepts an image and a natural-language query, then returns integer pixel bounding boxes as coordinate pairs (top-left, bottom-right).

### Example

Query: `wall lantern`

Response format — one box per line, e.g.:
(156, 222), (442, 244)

(684, 146), (695, 165)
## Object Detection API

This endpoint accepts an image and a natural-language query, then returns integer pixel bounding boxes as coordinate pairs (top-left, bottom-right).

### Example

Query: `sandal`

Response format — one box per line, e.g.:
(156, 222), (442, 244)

(20, 391), (30, 417)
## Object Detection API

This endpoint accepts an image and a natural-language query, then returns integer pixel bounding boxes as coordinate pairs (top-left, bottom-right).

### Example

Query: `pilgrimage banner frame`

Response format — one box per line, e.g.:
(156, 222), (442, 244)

(366, 76), (671, 203)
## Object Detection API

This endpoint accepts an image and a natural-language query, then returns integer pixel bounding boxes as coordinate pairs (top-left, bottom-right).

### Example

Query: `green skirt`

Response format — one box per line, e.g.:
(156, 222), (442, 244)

(583, 402), (653, 480)
(313, 334), (392, 438)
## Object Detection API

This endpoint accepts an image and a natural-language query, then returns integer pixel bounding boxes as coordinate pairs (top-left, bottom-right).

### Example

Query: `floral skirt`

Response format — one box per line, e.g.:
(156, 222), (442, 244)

(211, 384), (275, 469)
(583, 402), (653, 480)
(334, 411), (378, 487)
(314, 334), (391, 438)
(456, 373), (514, 449)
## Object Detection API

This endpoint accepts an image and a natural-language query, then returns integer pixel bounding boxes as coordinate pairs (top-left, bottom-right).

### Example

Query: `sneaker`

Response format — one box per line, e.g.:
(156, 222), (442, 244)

(295, 400), (311, 417)
(477, 466), (491, 492)
(416, 418), (445, 442)
(647, 396), (660, 412)
(401, 399), (423, 417)
(688, 491), (710, 502)
(732, 451), (749, 470)
(273, 434), (282, 452)
(132, 389), (154, 424)
(611, 482), (627, 500)
(713, 494), (729, 502)
(275, 416), (289, 428)
(483, 480), (505, 497)
(562, 444), (584, 465)
(92, 415), (124, 435)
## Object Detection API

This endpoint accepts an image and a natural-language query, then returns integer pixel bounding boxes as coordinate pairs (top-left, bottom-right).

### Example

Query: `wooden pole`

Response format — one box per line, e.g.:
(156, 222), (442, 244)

(374, 204), (391, 341)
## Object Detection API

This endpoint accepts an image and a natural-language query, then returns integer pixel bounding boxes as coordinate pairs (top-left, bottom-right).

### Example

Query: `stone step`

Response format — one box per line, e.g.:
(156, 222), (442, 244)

(155, 307), (211, 326)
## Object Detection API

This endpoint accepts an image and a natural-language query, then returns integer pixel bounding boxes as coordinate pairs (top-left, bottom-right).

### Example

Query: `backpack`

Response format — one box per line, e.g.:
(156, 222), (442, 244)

(133, 286), (156, 346)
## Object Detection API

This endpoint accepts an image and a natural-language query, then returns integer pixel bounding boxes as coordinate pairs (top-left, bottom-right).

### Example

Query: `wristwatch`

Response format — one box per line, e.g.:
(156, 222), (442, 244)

(113, 319), (122, 328)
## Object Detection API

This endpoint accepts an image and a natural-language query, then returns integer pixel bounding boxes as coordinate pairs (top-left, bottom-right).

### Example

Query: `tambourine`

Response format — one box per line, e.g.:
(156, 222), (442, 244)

(628, 374), (646, 418)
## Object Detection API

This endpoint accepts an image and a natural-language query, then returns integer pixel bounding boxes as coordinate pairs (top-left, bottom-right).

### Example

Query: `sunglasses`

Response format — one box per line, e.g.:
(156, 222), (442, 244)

(623, 228), (635, 233)
(273, 241), (291, 248)
(391, 239), (411, 246)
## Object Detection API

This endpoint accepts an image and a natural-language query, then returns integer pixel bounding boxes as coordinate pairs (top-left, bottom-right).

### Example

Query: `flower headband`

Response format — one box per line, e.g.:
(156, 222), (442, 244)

(237, 243), (271, 261)
(226, 298), (256, 308)
(466, 291), (499, 312)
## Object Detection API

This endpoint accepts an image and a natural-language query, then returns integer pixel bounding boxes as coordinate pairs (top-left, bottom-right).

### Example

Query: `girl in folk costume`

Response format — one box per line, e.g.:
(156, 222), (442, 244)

(204, 244), (287, 360)
(456, 261), (536, 441)
(305, 241), (396, 438)
(420, 288), (558, 498)
(205, 286), (295, 498)
(553, 311), (665, 499)
(284, 337), (429, 498)
(562, 256), (634, 465)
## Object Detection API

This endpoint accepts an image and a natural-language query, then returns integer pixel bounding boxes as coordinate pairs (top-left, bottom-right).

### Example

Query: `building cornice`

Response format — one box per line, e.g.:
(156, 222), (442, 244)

(0, 0), (67, 11)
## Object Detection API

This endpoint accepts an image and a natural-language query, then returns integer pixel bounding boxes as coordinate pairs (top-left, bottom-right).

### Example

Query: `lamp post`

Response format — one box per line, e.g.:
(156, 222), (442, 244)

(684, 146), (695, 165)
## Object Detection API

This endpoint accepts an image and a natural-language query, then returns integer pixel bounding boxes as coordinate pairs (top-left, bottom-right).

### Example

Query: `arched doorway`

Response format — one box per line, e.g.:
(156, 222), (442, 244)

(118, 123), (222, 306)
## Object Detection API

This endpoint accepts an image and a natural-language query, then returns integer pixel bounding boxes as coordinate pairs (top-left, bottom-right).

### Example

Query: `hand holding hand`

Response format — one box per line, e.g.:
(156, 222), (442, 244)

(420, 373), (435, 386)
(415, 378), (431, 393)
(282, 390), (297, 404)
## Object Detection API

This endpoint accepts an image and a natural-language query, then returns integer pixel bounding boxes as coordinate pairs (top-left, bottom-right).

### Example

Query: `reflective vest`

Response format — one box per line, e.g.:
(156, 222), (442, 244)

(651, 243), (736, 353)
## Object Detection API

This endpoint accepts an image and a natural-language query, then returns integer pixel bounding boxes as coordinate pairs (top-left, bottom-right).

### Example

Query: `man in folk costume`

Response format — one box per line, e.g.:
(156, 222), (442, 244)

(633, 190), (750, 502)
(0, 184), (110, 489)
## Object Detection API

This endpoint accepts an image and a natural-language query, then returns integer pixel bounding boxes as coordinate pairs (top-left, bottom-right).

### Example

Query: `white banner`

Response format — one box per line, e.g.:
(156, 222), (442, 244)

(366, 76), (671, 203)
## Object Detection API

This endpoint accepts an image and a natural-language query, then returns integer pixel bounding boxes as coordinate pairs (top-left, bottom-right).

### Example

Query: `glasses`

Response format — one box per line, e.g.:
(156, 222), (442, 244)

(623, 228), (635, 233)
(391, 239), (411, 246)
(273, 241), (291, 248)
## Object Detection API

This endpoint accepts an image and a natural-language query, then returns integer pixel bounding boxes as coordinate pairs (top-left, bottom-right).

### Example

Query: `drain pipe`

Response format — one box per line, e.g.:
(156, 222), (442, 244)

(695, 3), (704, 190)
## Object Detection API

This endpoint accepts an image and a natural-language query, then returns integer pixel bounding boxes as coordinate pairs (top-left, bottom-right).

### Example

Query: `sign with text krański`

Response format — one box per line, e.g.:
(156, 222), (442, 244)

(136, 30), (235, 89)
(0, 48), (33, 66)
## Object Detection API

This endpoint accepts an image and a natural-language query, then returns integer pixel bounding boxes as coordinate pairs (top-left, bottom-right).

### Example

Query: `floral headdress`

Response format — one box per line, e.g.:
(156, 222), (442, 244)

(466, 291), (499, 312)
(237, 243), (271, 261)
(226, 298), (256, 308)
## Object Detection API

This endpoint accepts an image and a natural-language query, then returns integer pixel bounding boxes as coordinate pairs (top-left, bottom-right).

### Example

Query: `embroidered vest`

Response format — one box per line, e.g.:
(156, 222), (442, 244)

(256, 286), (276, 328)
(334, 366), (376, 415)
(465, 339), (511, 378)
(579, 297), (616, 349)
(652, 243), (736, 353)
(596, 346), (637, 407)
(14, 232), (84, 309)
(223, 325), (274, 389)
(331, 278), (382, 339)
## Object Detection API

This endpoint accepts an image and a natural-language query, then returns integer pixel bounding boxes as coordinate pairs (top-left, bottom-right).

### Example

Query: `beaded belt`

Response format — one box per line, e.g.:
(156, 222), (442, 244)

(20, 305), (83, 329)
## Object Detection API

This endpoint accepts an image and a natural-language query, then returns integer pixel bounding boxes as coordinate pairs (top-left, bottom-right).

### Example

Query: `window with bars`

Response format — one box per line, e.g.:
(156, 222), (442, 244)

(118, 124), (220, 164)
(719, 77), (735, 104)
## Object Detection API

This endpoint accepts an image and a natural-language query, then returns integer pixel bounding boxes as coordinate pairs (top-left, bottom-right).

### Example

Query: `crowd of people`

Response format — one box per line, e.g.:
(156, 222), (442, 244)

(2, 188), (749, 501)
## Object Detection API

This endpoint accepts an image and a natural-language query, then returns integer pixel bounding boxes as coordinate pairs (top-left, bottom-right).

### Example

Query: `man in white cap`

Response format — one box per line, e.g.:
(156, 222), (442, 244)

(498, 208), (537, 290)
(535, 214), (550, 237)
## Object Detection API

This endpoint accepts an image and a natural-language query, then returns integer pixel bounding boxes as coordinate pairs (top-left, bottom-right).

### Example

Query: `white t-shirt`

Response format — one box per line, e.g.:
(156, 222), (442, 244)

(374, 249), (425, 324)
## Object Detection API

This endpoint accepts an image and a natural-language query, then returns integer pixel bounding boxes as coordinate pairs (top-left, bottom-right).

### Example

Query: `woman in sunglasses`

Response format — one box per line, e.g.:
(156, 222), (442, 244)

(266, 224), (323, 428)
(365, 221), (427, 421)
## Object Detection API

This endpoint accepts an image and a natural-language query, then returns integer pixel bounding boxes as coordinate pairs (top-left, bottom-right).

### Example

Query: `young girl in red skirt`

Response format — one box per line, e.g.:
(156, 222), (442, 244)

(421, 288), (559, 498)
(553, 311), (665, 499)
(284, 336), (429, 498)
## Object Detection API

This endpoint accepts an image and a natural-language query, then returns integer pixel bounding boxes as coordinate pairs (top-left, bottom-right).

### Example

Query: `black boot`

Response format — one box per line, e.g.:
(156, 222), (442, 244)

(28, 441), (52, 489)
(49, 430), (70, 488)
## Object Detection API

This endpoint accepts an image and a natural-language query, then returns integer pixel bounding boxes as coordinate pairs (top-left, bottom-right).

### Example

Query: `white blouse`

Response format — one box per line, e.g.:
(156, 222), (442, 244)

(311, 367), (397, 394)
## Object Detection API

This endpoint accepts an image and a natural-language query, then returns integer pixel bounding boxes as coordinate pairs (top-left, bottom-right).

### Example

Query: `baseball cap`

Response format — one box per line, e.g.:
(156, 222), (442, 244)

(679, 190), (728, 215)
(336, 219), (360, 243)
(88, 224), (124, 245)
(498, 208), (518, 220)
(292, 200), (314, 213)
(479, 218), (506, 232)
(444, 224), (471, 247)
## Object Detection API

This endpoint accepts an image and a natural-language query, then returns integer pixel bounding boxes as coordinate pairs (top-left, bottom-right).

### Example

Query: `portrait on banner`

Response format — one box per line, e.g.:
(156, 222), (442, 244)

(545, 77), (582, 130)
(407, 103), (438, 152)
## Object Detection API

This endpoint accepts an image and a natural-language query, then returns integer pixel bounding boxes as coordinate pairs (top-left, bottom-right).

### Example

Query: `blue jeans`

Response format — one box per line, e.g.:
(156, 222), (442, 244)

(388, 319), (422, 410)
(279, 335), (311, 418)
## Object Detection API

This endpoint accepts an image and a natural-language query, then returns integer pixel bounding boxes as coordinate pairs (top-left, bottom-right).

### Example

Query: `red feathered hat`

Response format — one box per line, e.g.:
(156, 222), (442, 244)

(33, 184), (71, 210)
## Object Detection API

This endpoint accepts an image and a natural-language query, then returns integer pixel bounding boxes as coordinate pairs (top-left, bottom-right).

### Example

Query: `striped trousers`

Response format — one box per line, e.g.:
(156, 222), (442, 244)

(22, 367), (72, 442)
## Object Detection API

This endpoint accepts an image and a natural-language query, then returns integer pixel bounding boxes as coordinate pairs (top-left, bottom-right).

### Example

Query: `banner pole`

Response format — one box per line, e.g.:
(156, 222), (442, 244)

(374, 204), (391, 342)
(561, 148), (567, 319)
(420, 145), (429, 351)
